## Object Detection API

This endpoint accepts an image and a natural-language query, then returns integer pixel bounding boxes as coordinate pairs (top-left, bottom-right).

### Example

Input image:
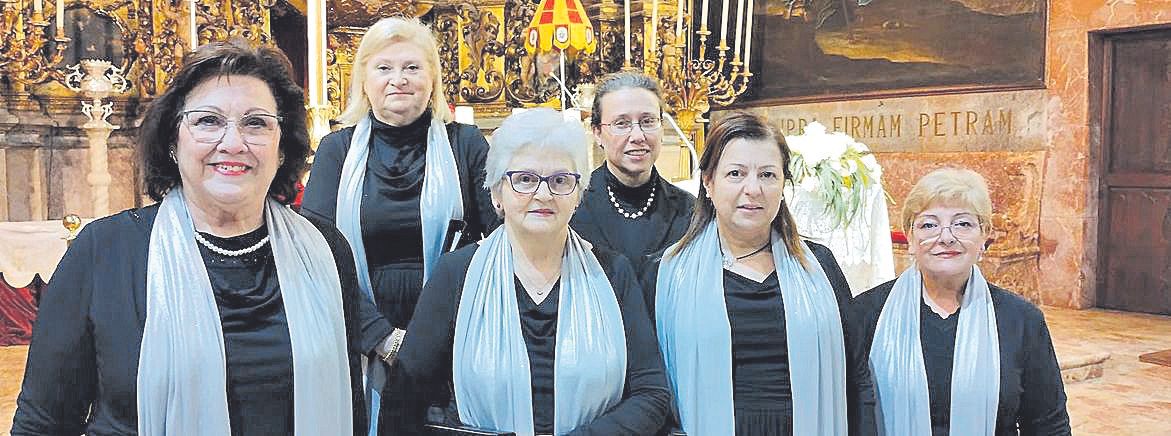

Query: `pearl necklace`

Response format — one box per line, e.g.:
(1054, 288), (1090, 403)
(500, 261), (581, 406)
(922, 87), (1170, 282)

(194, 231), (270, 257)
(607, 182), (656, 220)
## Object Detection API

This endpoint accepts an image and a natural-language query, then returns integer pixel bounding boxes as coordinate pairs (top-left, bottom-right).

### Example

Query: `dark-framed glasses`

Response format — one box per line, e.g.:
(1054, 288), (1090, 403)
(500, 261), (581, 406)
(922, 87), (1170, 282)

(600, 116), (662, 136)
(913, 218), (981, 241)
(179, 110), (283, 145)
(505, 170), (581, 195)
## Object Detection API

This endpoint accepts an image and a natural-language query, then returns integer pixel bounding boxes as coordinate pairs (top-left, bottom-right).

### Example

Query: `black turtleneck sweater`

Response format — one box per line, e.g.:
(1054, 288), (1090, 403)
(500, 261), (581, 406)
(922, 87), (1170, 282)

(570, 165), (696, 266)
(301, 111), (500, 329)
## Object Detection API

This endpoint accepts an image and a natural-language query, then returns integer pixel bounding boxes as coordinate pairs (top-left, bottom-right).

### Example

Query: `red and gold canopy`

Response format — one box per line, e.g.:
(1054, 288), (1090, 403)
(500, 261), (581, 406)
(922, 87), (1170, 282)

(523, 0), (597, 56)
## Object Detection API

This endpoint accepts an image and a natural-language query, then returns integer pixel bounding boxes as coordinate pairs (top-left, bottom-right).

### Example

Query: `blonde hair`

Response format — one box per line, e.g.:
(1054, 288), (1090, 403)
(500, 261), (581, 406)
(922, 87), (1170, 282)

(900, 167), (993, 236)
(336, 17), (452, 126)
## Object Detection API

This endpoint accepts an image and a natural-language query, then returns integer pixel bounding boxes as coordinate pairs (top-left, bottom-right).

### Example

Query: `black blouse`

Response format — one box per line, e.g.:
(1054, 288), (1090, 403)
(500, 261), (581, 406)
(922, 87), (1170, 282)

(300, 112), (501, 328)
(725, 270), (793, 435)
(385, 244), (671, 435)
(11, 204), (393, 436)
(850, 281), (1072, 436)
(570, 165), (695, 265)
(200, 227), (294, 436)
(640, 241), (877, 436)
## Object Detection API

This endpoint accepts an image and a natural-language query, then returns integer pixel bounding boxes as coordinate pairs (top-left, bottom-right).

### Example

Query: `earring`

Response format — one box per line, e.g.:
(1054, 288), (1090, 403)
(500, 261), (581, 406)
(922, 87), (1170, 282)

(169, 150), (177, 163)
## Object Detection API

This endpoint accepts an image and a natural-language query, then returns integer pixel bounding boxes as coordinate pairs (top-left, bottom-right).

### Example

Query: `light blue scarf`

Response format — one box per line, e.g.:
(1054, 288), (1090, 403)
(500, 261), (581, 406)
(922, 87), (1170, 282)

(334, 114), (464, 434)
(138, 189), (352, 435)
(453, 227), (627, 435)
(869, 264), (1000, 436)
(655, 221), (848, 435)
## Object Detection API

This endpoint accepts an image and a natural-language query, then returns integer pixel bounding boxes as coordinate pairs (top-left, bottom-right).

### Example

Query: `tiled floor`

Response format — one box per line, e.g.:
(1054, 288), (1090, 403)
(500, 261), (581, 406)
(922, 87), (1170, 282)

(1, 307), (1169, 434)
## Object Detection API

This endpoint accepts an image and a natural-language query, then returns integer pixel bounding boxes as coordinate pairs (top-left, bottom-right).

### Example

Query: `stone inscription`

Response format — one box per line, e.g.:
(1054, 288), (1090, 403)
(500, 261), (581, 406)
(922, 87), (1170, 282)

(772, 109), (1014, 139)
(737, 89), (1046, 152)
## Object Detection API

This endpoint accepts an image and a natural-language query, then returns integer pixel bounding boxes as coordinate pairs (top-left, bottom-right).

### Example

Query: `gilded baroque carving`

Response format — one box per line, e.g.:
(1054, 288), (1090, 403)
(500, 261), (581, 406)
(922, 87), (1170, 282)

(325, 27), (363, 119)
(503, 0), (556, 105)
(456, 2), (504, 103)
(434, 9), (461, 104)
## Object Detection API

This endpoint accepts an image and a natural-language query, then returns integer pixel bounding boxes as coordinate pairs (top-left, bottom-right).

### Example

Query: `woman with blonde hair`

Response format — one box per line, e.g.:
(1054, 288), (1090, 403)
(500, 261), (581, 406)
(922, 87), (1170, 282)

(300, 16), (499, 435)
(852, 167), (1070, 435)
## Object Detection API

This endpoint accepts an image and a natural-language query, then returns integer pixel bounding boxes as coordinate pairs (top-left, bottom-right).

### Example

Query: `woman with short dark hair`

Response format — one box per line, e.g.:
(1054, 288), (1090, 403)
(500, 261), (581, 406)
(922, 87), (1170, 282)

(12, 40), (390, 435)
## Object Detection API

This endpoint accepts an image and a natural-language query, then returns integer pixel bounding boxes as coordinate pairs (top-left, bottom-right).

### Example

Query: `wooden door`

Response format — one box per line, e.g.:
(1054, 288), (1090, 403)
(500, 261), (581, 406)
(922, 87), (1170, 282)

(1098, 27), (1171, 315)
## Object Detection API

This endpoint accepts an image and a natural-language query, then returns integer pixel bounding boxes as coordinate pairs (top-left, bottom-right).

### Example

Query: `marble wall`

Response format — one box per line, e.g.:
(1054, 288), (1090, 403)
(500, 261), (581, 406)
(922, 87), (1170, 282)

(0, 98), (140, 222)
(718, 1), (1171, 309)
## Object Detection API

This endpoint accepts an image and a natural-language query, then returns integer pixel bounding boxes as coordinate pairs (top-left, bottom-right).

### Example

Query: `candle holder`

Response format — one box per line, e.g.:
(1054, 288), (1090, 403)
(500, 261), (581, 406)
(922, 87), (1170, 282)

(63, 59), (129, 217)
(0, 0), (70, 93)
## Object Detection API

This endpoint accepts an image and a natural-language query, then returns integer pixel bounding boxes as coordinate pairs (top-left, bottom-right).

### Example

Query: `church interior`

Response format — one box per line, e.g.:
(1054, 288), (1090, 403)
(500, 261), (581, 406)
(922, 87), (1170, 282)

(2, 0), (1171, 433)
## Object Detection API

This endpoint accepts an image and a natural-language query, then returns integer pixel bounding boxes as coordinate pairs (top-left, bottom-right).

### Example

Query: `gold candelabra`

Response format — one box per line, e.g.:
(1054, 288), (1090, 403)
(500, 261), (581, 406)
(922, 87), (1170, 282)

(0, 0), (70, 93)
(643, 0), (756, 154)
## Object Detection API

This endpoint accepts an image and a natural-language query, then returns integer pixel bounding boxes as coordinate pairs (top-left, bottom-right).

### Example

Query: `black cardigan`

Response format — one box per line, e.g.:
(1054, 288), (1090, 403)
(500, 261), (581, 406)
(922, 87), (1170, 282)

(639, 240), (878, 436)
(570, 165), (695, 263)
(300, 120), (499, 247)
(386, 243), (672, 435)
(850, 280), (1071, 436)
(11, 204), (392, 436)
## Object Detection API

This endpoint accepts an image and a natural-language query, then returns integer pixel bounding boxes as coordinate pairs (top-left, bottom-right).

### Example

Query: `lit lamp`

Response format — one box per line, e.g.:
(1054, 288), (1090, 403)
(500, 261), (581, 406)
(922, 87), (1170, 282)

(523, 0), (597, 110)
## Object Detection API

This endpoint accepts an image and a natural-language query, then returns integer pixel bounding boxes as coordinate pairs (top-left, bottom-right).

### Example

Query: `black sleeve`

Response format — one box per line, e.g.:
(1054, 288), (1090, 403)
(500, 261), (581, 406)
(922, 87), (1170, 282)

(382, 249), (471, 433)
(635, 254), (662, 319)
(1016, 305), (1071, 436)
(454, 125), (501, 241)
(568, 253), (671, 436)
(301, 130), (349, 223)
(11, 227), (100, 435)
(808, 242), (877, 436)
(309, 215), (394, 355)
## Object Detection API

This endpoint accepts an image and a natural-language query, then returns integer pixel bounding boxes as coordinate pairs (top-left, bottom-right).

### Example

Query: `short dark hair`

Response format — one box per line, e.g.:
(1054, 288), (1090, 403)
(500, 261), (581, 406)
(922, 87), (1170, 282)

(589, 71), (665, 128)
(138, 39), (309, 204)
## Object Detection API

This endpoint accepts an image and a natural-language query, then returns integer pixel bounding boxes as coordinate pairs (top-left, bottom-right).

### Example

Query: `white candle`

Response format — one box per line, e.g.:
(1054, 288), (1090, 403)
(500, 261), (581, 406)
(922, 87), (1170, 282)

(454, 106), (475, 125)
(34, 0), (42, 16)
(718, 0), (730, 49)
(700, 0), (710, 32)
(55, 0), (63, 33)
(675, 0), (685, 38)
(189, 0), (197, 50)
(732, 0), (745, 61)
(743, 0), (754, 73)
(624, 0), (631, 66)
(650, 0), (659, 56)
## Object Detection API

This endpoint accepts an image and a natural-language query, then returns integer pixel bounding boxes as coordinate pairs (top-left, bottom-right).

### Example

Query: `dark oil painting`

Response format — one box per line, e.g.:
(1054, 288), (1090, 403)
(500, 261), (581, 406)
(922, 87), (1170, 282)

(733, 0), (1046, 105)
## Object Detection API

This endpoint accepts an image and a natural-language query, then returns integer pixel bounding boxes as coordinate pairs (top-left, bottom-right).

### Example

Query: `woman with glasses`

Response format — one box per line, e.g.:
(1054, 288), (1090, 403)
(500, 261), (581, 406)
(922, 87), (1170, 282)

(852, 168), (1070, 436)
(642, 112), (875, 435)
(299, 17), (499, 434)
(13, 40), (389, 435)
(570, 71), (695, 265)
(382, 108), (671, 435)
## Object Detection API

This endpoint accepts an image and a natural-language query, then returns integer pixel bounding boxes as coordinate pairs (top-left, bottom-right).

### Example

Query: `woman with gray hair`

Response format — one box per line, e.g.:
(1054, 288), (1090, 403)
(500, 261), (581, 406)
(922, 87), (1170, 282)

(852, 167), (1069, 435)
(384, 108), (671, 435)
(299, 16), (499, 434)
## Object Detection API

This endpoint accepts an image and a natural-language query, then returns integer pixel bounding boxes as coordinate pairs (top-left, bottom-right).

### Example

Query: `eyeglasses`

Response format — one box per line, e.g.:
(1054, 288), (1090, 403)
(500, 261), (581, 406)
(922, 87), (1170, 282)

(600, 116), (662, 136)
(504, 171), (581, 196)
(913, 218), (982, 242)
(178, 110), (283, 145)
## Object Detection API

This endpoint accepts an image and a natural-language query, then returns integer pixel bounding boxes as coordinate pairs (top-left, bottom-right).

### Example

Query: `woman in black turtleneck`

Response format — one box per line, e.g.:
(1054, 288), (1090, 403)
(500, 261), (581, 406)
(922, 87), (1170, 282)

(300, 17), (498, 435)
(570, 71), (696, 265)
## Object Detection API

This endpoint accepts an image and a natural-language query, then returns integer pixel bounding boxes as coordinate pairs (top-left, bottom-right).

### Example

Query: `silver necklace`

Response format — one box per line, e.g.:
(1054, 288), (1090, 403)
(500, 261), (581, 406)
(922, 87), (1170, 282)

(607, 183), (656, 220)
(194, 231), (270, 257)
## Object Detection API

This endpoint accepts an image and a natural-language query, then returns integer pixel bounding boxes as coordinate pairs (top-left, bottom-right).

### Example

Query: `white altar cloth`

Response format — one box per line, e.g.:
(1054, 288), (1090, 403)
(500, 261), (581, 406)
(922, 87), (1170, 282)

(0, 219), (92, 287)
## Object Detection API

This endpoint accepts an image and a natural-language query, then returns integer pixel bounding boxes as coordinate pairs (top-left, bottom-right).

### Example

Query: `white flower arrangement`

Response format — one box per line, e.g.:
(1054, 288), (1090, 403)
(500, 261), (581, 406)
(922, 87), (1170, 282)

(785, 121), (885, 228)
